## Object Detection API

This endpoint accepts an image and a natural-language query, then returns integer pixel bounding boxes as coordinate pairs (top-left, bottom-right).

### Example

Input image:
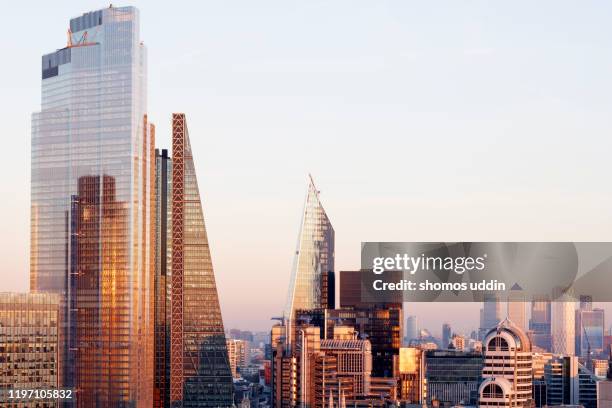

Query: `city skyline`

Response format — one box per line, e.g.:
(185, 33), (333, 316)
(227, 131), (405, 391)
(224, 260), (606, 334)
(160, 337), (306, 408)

(3, 1), (612, 333)
(3, 3), (612, 408)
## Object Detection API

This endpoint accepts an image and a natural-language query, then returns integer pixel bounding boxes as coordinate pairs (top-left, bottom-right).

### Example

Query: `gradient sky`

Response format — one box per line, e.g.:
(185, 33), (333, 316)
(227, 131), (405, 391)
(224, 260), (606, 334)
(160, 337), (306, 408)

(2, 1), (612, 333)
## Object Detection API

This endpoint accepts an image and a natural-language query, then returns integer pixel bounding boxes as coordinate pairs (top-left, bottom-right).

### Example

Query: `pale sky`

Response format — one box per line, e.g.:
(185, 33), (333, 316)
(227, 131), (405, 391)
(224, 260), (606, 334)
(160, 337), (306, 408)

(1, 1), (612, 333)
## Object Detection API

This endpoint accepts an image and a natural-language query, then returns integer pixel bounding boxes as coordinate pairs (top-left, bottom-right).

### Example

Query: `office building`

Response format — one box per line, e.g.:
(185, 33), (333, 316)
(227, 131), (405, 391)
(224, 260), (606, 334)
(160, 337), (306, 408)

(575, 298), (604, 358)
(545, 356), (598, 408)
(507, 291), (527, 331)
(31, 6), (154, 406)
(551, 296), (576, 356)
(327, 308), (402, 377)
(320, 339), (372, 396)
(395, 347), (425, 404)
(405, 316), (419, 344)
(479, 294), (501, 339)
(478, 319), (533, 408)
(284, 176), (334, 347)
(597, 351), (612, 408)
(530, 297), (552, 352)
(154, 148), (171, 408)
(0, 293), (60, 407)
(442, 323), (452, 348)
(169, 113), (233, 406)
(227, 339), (249, 378)
(425, 350), (483, 406)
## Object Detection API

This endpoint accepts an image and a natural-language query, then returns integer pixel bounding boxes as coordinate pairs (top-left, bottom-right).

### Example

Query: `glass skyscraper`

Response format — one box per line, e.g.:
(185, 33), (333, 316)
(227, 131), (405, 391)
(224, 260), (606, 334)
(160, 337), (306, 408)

(154, 149), (172, 408)
(169, 113), (233, 407)
(284, 176), (334, 345)
(575, 297), (604, 358)
(31, 6), (154, 407)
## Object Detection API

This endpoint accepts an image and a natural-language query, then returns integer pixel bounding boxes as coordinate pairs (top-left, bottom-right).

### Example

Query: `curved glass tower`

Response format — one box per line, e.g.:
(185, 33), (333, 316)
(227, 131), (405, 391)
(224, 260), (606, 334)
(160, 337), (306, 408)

(284, 176), (335, 346)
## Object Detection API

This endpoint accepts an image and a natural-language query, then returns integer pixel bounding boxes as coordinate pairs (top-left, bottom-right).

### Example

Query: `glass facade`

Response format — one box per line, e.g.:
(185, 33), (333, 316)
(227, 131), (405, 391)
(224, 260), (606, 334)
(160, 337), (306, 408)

(0, 293), (60, 408)
(284, 176), (334, 345)
(576, 308), (604, 358)
(425, 350), (483, 406)
(30, 6), (154, 407)
(170, 113), (233, 407)
(154, 149), (172, 408)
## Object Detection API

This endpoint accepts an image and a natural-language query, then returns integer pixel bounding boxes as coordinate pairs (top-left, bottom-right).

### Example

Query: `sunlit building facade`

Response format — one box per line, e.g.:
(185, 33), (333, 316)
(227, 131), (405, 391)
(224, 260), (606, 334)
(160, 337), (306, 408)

(0, 293), (60, 408)
(552, 296), (576, 356)
(30, 6), (154, 407)
(396, 347), (425, 404)
(284, 176), (334, 346)
(169, 113), (233, 407)
(479, 319), (533, 408)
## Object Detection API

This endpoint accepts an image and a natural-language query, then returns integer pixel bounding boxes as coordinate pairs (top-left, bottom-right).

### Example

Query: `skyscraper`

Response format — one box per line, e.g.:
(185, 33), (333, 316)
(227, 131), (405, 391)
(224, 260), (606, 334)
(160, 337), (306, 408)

(31, 6), (154, 406)
(575, 296), (605, 359)
(551, 294), (576, 356)
(442, 323), (452, 348)
(507, 291), (527, 331)
(479, 294), (501, 340)
(284, 176), (334, 346)
(169, 113), (233, 407)
(154, 149), (172, 408)
(405, 316), (419, 344)
(530, 297), (552, 351)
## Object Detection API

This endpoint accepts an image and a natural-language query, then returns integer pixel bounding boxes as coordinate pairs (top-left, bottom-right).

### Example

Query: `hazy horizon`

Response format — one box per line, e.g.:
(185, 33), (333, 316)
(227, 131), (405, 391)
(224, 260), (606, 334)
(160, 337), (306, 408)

(2, 1), (612, 332)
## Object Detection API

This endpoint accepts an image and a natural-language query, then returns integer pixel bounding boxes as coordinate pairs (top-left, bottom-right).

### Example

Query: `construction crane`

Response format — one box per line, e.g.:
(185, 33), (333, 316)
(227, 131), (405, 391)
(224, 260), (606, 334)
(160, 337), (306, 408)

(66, 28), (99, 48)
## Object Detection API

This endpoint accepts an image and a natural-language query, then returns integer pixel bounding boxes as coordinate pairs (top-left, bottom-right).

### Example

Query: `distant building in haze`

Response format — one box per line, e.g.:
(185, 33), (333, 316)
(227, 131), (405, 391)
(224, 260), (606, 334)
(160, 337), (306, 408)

(575, 296), (604, 359)
(530, 297), (552, 352)
(405, 315), (419, 344)
(479, 294), (501, 339)
(442, 323), (452, 348)
(551, 291), (576, 356)
(507, 290), (527, 331)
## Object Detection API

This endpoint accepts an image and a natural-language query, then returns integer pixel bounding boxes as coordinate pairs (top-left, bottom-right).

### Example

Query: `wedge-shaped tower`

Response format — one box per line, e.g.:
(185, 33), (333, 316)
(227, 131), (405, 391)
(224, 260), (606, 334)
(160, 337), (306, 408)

(284, 176), (335, 345)
(170, 113), (233, 407)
